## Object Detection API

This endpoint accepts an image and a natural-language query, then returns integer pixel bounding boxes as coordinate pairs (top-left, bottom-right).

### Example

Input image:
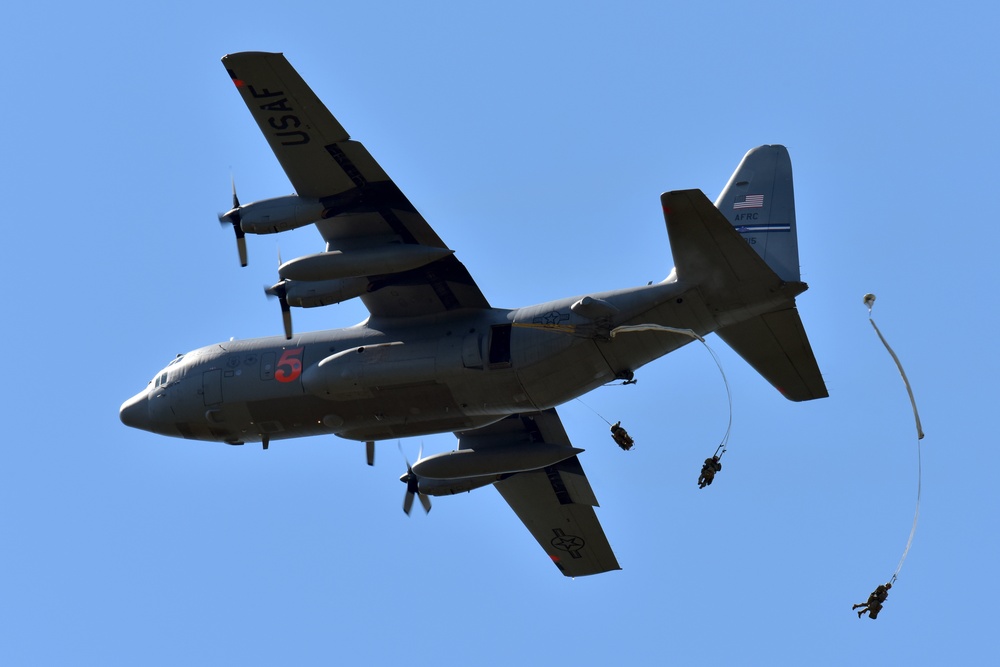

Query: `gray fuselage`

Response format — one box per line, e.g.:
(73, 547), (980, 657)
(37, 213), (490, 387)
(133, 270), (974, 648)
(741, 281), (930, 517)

(121, 278), (758, 445)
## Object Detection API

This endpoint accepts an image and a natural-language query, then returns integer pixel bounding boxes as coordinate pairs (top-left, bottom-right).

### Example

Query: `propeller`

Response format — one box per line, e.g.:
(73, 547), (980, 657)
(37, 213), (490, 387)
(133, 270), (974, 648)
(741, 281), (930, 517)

(263, 248), (293, 339)
(264, 280), (293, 340)
(218, 177), (248, 267)
(399, 442), (431, 515)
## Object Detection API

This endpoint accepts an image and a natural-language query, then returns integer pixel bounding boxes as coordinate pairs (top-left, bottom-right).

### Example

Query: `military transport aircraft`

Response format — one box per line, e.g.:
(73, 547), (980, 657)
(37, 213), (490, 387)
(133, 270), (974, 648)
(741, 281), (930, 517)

(120, 52), (828, 577)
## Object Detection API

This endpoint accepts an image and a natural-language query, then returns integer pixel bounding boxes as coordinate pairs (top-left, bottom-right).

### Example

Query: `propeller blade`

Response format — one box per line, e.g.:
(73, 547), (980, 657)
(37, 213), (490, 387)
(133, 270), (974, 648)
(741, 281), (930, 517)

(264, 281), (293, 340)
(401, 475), (431, 515)
(279, 298), (293, 340)
(219, 178), (248, 267)
(399, 442), (431, 515)
(235, 230), (248, 268)
(366, 441), (375, 466)
(231, 175), (240, 210)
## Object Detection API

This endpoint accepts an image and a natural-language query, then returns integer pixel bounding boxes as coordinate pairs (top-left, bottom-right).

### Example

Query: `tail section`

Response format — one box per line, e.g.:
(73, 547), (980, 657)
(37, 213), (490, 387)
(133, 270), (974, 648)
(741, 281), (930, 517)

(660, 145), (827, 402)
(715, 145), (799, 283)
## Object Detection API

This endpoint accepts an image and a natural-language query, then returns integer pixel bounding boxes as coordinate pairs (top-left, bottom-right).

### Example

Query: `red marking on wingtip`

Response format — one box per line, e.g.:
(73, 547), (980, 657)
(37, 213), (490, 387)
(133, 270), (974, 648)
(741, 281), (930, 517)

(549, 554), (561, 563)
(662, 205), (672, 215)
(232, 78), (245, 87)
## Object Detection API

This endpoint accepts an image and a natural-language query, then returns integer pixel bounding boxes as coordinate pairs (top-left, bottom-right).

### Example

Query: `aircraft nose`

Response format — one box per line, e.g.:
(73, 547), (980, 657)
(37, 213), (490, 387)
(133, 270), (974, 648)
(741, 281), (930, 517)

(119, 391), (149, 430)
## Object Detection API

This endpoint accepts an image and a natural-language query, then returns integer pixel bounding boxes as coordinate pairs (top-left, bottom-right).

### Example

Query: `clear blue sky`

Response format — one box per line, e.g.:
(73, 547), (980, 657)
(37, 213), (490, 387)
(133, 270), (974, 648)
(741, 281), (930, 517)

(3, 1), (997, 664)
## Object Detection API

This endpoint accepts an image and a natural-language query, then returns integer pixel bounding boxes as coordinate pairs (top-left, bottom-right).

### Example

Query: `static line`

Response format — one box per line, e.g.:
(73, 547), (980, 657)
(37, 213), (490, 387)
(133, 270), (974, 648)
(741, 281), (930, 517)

(574, 395), (613, 427)
(868, 318), (924, 441)
(610, 324), (733, 456)
(892, 437), (921, 583)
(863, 293), (924, 583)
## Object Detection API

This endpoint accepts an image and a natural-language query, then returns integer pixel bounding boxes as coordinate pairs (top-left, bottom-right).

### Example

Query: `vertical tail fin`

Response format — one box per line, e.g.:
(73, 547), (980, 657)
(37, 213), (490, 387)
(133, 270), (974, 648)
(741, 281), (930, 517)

(715, 145), (799, 282)
(661, 146), (827, 401)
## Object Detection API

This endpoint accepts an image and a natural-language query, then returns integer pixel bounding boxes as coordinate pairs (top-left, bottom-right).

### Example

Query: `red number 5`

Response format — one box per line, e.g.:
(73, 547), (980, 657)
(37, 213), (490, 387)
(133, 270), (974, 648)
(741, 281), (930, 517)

(275, 348), (304, 383)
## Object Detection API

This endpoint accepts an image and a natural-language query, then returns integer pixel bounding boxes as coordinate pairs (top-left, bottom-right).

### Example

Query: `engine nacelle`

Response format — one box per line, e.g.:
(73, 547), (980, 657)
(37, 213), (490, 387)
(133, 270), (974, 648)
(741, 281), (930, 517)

(238, 195), (326, 234)
(282, 277), (370, 308)
(417, 475), (500, 497)
(412, 443), (584, 480)
(278, 245), (454, 282)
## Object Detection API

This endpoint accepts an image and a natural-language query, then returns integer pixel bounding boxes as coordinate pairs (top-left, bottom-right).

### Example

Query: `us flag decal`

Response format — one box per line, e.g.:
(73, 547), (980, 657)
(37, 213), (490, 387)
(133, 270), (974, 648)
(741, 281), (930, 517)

(733, 194), (764, 209)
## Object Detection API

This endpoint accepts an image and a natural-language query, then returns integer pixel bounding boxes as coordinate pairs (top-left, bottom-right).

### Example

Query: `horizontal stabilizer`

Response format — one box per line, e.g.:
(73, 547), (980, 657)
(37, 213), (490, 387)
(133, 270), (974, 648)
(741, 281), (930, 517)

(715, 307), (828, 401)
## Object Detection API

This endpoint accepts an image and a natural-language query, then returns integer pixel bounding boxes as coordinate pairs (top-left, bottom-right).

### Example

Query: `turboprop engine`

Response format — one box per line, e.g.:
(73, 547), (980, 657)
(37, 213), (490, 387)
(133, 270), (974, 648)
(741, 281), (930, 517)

(219, 188), (327, 267)
(262, 244), (452, 338)
(231, 195), (326, 234)
(399, 443), (584, 514)
(412, 443), (584, 480)
(277, 245), (454, 282)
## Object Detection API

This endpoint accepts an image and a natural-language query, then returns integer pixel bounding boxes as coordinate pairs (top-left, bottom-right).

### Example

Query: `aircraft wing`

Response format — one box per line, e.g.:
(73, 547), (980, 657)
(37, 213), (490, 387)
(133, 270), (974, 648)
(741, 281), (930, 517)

(221, 52), (489, 318)
(457, 410), (621, 577)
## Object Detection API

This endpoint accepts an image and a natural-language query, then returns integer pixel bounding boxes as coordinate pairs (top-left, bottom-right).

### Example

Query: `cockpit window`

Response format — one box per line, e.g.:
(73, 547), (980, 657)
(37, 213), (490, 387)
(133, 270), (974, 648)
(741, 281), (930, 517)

(152, 354), (186, 388)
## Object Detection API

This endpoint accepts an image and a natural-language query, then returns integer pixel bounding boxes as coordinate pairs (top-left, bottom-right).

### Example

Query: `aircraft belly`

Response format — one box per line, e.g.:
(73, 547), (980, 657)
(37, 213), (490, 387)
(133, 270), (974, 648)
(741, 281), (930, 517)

(202, 402), (257, 443)
(513, 338), (615, 408)
(327, 368), (535, 440)
(236, 379), (506, 442)
(244, 394), (335, 439)
(324, 383), (502, 441)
